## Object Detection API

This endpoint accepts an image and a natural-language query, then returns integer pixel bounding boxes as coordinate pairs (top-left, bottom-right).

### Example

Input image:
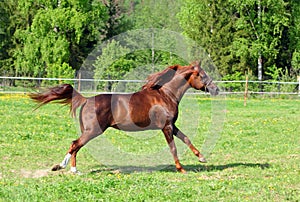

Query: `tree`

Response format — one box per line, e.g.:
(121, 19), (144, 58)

(0, 0), (26, 76)
(0, 0), (12, 75)
(94, 40), (134, 91)
(10, 0), (108, 79)
(179, 0), (292, 81)
(121, 0), (184, 69)
(3, 0), (298, 83)
(231, 0), (290, 80)
(102, 0), (131, 40)
(131, 0), (182, 31)
(290, 0), (300, 76)
(178, 0), (239, 78)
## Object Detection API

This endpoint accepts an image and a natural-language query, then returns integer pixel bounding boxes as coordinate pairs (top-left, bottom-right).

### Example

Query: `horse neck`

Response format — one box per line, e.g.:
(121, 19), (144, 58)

(161, 76), (191, 103)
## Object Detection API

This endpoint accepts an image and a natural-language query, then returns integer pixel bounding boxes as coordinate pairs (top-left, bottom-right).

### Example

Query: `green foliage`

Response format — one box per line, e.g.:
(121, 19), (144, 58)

(290, 0), (300, 76)
(0, 0), (15, 76)
(1, 0), (299, 83)
(131, 0), (182, 31)
(178, 0), (241, 76)
(179, 0), (295, 80)
(93, 31), (188, 91)
(44, 63), (75, 85)
(291, 51), (300, 73)
(265, 65), (282, 81)
(1, 0), (109, 80)
(94, 40), (133, 90)
(102, 0), (131, 40)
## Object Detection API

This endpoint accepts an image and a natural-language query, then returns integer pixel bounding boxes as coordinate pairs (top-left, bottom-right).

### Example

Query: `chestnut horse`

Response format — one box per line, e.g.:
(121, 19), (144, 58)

(30, 61), (219, 173)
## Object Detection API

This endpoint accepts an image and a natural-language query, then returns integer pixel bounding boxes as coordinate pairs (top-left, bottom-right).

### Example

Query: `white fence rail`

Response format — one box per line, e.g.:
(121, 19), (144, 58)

(0, 76), (299, 96)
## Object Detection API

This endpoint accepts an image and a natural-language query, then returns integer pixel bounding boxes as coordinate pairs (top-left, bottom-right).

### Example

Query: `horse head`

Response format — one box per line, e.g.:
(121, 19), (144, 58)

(186, 61), (219, 96)
(142, 61), (219, 97)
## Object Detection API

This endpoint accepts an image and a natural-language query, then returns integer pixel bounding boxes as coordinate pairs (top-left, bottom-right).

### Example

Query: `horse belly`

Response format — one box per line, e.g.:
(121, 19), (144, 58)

(112, 122), (162, 131)
(111, 113), (154, 131)
(112, 107), (169, 131)
(122, 105), (169, 131)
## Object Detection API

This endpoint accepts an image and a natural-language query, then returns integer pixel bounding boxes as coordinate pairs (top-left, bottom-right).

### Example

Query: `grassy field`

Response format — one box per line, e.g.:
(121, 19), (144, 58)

(0, 94), (299, 201)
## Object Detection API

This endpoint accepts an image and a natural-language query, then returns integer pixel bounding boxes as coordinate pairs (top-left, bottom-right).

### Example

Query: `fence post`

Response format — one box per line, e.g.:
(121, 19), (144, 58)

(277, 77), (281, 93)
(297, 76), (300, 96)
(244, 75), (249, 106)
(78, 71), (81, 92)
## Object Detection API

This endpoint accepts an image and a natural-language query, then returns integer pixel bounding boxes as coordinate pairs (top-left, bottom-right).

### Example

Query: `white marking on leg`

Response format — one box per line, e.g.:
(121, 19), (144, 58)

(59, 153), (71, 168)
(70, 166), (77, 173)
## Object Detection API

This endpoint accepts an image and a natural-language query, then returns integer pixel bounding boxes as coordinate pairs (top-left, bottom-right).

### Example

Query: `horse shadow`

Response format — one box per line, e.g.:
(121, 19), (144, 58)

(89, 162), (270, 174)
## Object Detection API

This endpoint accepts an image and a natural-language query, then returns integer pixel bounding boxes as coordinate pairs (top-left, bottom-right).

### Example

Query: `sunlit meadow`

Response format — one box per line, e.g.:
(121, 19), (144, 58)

(0, 94), (299, 201)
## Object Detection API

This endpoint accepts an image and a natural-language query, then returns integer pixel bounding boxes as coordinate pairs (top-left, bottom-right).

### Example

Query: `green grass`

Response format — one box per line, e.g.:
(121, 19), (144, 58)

(0, 94), (299, 201)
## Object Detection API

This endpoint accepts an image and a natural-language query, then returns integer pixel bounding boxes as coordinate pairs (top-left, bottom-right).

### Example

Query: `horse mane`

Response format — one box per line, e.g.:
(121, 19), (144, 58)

(142, 65), (179, 90)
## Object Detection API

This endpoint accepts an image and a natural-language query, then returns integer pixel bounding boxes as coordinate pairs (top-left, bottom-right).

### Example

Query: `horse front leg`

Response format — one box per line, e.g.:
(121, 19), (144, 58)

(173, 126), (207, 163)
(69, 139), (84, 173)
(162, 125), (186, 173)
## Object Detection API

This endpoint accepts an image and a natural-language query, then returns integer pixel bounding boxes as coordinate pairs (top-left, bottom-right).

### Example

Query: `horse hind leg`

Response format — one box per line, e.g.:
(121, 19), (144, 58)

(51, 139), (83, 173)
(52, 97), (111, 173)
(52, 129), (104, 174)
(52, 153), (72, 171)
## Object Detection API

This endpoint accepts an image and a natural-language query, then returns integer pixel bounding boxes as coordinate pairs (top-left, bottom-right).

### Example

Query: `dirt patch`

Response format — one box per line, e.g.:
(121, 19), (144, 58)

(20, 169), (50, 178)
(19, 169), (77, 178)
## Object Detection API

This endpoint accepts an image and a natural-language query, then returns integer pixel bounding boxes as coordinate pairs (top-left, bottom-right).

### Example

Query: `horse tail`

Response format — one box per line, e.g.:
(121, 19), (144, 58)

(30, 84), (87, 117)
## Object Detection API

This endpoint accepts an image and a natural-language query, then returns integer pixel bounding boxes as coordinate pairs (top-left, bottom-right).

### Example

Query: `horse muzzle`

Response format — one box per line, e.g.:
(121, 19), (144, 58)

(207, 85), (219, 96)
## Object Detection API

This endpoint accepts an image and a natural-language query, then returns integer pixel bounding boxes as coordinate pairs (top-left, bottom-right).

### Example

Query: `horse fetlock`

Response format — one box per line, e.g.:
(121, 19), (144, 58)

(70, 167), (82, 175)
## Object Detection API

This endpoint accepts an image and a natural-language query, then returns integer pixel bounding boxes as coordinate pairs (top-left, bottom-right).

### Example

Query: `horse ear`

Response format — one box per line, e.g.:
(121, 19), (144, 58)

(189, 61), (201, 72)
(169, 65), (178, 71)
(197, 60), (202, 66)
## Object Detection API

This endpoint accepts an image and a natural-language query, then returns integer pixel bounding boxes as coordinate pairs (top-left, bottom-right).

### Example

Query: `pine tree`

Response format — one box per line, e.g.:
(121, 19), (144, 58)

(179, 0), (238, 77)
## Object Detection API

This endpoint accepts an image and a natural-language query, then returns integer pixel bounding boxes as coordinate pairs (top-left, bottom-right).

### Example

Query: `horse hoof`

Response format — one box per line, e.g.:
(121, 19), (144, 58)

(177, 168), (187, 174)
(51, 164), (63, 171)
(199, 157), (207, 163)
(181, 169), (187, 174)
(71, 170), (82, 175)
